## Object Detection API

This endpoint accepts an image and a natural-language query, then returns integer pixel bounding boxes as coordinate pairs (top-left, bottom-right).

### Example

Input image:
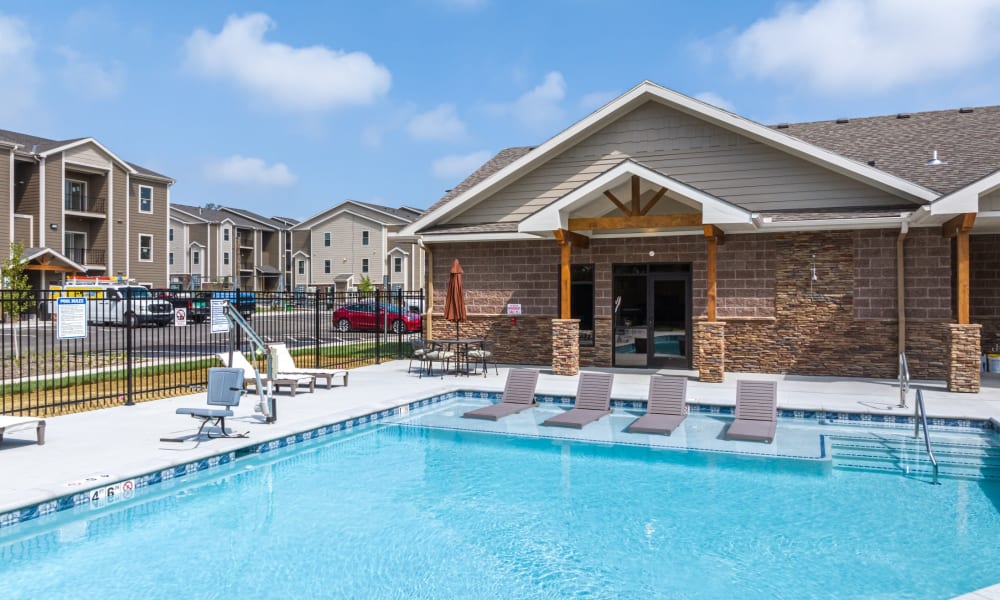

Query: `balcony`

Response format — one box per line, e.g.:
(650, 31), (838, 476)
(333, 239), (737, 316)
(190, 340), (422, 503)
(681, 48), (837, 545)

(64, 195), (107, 216)
(66, 247), (106, 267)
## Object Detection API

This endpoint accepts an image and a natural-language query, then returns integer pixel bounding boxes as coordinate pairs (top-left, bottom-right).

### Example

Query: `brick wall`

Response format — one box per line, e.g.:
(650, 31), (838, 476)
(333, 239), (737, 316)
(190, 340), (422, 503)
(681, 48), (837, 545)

(971, 234), (1000, 351)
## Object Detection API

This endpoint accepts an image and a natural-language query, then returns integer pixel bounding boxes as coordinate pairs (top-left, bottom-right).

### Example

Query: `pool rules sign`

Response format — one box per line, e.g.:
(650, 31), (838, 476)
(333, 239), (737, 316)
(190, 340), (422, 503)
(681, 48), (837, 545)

(57, 297), (88, 340)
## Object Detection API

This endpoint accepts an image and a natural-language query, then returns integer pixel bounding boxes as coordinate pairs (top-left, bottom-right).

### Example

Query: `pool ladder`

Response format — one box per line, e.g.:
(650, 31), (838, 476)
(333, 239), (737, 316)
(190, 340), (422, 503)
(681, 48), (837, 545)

(898, 352), (909, 408)
(900, 353), (939, 484)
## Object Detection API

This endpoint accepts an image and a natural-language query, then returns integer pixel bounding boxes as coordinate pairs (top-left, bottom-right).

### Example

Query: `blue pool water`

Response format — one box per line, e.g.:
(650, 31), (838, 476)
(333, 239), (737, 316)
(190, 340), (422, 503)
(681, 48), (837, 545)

(3, 418), (1000, 599)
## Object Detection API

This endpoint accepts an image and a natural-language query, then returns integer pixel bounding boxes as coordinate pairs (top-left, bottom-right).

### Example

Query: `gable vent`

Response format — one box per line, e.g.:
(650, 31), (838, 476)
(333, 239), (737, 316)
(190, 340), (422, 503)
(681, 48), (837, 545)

(776, 123), (790, 129)
(959, 107), (974, 113)
(896, 113), (910, 119)
(836, 118), (849, 124)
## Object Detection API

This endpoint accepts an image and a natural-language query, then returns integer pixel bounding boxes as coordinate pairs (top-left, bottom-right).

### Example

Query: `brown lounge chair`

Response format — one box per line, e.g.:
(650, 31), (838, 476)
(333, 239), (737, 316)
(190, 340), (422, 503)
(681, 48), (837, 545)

(626, 375), (688, 435)
(542, 372), (614, 429)
(724, 380), (778, 443)
(462, 369), (539, 421)
(0, 416), (46, 445)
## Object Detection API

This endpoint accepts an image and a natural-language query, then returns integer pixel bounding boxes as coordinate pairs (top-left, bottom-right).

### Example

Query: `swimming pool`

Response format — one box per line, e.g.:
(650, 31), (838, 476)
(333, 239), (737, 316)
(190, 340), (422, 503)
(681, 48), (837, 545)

(2, 399), (999, 599)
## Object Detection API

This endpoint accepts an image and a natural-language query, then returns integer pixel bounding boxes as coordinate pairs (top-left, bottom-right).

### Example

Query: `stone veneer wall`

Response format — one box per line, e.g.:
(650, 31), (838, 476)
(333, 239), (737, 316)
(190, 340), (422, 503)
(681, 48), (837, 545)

(693, 321), (725, 382)
(552, 319), (580, 376)
(429, 229), (953, 379)
(948, 324), (981, 392)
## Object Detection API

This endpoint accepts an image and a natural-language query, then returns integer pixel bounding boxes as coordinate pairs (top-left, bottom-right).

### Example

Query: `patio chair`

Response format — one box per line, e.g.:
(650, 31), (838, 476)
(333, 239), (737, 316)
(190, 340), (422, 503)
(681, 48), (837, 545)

(467, 340), (498, 377)
(420, 341), (455, 378)
(407, 338), (430, 374)
(542, 372), (614, 429)
(219, 351), (315, 396)
(269, 343), (349, 388)
(626, 375), (688, 435)
(163, 367), (247, 441)
(462, 369), (539, 421)
(0, 415), (46, 445)
(724, 380), (778, 443)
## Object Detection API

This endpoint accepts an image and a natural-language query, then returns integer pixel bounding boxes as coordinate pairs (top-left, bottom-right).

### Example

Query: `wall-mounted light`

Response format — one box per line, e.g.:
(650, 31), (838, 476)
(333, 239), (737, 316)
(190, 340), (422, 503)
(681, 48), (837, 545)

(927, 150), (946, 166)
(648, 250), (656, 257)
(811, 255), (818, 282)
(49, 223), (58, 231)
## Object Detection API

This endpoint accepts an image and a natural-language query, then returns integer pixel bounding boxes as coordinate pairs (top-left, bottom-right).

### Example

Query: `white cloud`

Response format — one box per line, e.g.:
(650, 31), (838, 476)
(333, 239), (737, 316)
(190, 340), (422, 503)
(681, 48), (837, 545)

(487, 71), (567, 131)
(0, 15), (40, 123)
(184, 13), (391, 112)
(206, 155), (297, 186)
(579, 90), (618, 112)
(693, 91), (734, 112)
(730, 0), (1000, 94)
(406, 104), (467, 142)
(432, 150), (492, 180)
(58, 49), (124, 99)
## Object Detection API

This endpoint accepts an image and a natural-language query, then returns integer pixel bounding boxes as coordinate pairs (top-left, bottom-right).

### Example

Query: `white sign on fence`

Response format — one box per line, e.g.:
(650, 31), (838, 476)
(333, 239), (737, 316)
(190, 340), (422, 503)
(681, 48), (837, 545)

(57, 297), (88, 340)
(174, 307), (187, 327)
(210, 299), (230, 334)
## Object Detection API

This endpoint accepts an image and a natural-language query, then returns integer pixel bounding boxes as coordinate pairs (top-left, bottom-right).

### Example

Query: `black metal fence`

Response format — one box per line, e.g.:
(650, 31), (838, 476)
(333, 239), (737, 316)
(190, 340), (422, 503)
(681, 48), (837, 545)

(0, 288), (424, 416)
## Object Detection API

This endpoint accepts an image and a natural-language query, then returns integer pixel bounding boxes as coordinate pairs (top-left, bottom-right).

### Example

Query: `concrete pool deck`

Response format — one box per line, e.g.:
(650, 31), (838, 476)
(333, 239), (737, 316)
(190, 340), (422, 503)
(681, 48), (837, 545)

(2, 361), (1000, 516)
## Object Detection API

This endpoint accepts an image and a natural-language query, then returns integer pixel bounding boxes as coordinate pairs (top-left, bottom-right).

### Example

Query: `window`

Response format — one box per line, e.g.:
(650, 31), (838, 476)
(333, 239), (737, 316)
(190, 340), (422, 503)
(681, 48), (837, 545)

(223, 252), (230, 265)
(168, 252), (174, 265)
(362, 258), (369, 273)
(298, 260), (304, 275)
(224, 228), (230, 242)
(138, 186), (153, 213)
(139, 234), (153, 261)
(361, 231), (369, 246)
(324, 232), (331, 247)
(394, 257), (402, 273)
(193, 251), (200, 265)
(64, 179), (87, 211)
(324, 259), (331, 274)
(168, 228), (174, 242)
(556, 264), (595, 347)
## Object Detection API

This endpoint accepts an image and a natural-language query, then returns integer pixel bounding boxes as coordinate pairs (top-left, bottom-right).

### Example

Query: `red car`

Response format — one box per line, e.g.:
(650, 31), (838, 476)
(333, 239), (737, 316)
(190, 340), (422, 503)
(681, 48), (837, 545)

(332, 302), (422, 333)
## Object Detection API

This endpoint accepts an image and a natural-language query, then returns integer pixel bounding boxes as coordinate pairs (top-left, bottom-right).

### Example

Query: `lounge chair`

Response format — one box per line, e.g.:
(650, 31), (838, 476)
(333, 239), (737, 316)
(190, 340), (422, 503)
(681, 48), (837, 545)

(724, 380), (778, 443)
(163, 367), (247, 441)
(462, 369), (539, 420)
(219, 351), (315, 396)
(626, 375), (688, 435)
(0, 415), (46, 445)
(269, 343), (349, 388)
(542, 372), (614, 429)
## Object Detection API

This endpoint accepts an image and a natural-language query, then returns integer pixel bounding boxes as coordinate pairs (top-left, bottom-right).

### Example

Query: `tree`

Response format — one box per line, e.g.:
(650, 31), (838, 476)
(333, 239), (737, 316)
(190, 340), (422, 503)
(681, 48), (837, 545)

(1, 242), (31, 323)
(357, 275), (375, 296)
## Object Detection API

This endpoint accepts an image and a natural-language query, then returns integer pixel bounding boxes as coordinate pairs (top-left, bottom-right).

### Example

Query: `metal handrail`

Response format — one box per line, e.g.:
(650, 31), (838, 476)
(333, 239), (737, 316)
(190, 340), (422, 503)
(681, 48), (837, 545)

(898, 352), (909, 408)
(224, 302), (275, 423)
(914, 389), (940, 485)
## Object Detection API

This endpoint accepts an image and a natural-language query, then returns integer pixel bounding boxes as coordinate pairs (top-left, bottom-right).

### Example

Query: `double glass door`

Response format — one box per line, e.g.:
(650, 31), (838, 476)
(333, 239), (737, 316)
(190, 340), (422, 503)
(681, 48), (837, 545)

(613, 264), (691, 368)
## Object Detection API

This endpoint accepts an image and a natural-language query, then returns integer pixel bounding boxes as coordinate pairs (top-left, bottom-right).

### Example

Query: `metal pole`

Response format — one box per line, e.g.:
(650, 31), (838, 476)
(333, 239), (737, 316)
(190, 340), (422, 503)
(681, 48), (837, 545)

(125, 290), (134, 406)
(375, 288), (381, 363)
(314, 289), (320, 368)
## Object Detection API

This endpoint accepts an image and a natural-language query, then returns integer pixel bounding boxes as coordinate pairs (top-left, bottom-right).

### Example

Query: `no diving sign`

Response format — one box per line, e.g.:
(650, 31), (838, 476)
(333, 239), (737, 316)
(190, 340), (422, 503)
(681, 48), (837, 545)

(174, 308), (187, 327)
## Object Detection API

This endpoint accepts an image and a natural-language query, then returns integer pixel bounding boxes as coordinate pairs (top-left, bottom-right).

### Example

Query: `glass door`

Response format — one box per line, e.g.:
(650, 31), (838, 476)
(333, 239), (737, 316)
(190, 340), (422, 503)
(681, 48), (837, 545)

(612, 264), (691, 368)
(649, 275), (690, 368)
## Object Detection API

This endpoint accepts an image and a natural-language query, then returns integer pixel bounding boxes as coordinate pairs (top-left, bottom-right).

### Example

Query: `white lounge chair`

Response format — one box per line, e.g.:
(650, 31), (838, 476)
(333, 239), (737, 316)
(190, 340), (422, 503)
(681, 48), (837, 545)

(269, 343), (349, 388)
(0, 415), (46, 445)
(219, 351), (315, 396)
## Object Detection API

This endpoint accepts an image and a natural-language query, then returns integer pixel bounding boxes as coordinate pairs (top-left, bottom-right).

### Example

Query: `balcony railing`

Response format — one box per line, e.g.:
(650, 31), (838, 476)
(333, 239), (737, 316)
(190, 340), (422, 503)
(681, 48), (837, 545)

(64, 195), (107, 214)
(66, 247), (106, 266)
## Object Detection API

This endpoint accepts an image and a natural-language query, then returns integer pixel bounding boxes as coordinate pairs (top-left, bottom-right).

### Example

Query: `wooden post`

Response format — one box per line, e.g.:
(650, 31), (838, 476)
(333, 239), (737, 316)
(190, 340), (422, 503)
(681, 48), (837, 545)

(560, 240), (571, 319)
(424, 244), (434, 338)
(703, 225), (724, 322)
(957, 230), (970, 325)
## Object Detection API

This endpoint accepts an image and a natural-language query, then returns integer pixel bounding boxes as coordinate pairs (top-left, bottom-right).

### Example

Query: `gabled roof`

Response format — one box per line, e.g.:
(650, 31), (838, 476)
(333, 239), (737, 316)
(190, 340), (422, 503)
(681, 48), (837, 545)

(170, 203), (260, 228)
(220, 207), (282, 230)
(21, 247), (86, 273)
(403, 81), (938, 236)
(292, 200), (416, 230)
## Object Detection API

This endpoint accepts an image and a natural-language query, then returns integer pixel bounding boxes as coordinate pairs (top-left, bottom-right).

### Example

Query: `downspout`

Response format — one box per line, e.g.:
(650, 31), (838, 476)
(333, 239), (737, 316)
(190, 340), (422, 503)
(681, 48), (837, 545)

(897, 222), (908, 357)
(418, 238), (433, 339)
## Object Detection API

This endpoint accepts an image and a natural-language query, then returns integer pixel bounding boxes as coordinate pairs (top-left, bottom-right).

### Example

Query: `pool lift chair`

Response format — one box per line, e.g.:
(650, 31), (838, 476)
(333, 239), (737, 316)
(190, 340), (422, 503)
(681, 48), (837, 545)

(161, 303), (276, 442)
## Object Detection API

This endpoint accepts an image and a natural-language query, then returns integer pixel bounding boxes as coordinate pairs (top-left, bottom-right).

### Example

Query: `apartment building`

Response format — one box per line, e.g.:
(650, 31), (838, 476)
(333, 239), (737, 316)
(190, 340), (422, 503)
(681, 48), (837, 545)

(168, 204), (292, 291)
(290, 200), (424, 292)
(1, 128), (174, 288)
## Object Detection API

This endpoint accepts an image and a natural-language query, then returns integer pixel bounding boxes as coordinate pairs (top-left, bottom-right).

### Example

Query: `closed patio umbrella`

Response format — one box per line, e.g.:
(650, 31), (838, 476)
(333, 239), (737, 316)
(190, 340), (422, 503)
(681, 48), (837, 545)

(443, 259), (467, 339)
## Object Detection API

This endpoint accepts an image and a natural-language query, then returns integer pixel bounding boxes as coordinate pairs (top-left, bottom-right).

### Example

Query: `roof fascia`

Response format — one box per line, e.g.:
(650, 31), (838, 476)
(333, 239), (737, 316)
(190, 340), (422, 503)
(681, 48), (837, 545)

(39, 138), (137, 175)
(928, 169), (1000, 216)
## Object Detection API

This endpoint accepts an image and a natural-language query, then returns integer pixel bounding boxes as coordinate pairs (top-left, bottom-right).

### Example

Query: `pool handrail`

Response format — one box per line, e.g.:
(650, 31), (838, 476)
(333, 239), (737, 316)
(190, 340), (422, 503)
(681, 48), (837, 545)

(914, 389), (939, 485)
(898, 352), (909, 408)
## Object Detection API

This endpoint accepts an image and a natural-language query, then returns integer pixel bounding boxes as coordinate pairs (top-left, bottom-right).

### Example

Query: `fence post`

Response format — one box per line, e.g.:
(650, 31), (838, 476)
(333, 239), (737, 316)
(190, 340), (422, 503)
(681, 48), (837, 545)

(314, 289), (320, 368)
(375, 288), (381, 364)
(125, 291), (134, 406)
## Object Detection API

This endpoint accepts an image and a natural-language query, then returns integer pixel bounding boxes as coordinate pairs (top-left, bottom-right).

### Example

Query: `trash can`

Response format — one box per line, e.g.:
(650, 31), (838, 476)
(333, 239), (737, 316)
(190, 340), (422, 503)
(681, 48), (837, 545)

(989, 354), (1000, 373)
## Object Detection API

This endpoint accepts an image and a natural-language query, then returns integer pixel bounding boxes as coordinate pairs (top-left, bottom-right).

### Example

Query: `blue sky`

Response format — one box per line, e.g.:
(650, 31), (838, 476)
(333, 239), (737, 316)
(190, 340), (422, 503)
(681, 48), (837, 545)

(3, 0), (1000, 218)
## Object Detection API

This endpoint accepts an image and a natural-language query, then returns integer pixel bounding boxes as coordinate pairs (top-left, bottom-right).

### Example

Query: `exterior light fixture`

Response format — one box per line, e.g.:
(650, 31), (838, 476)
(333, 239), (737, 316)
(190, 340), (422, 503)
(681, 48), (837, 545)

(927, 150), (946, 166)
(50, 223), (58, 230)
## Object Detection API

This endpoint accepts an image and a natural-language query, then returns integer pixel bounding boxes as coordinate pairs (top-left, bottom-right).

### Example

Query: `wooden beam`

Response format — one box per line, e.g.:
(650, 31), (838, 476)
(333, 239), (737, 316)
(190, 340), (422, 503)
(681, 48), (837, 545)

(957, 230), (970, 324)
(553, 228), (590, 249)
(631, 175), (640, 216)
(706, 234), (718, 322)
(703, 224), (725, 246)
(602, 190), (630, 216)
(942, 213), (976, 238)
(568, 213), (702, 231)
(639, 187), (667, 216)
(559, 238), (571, 319)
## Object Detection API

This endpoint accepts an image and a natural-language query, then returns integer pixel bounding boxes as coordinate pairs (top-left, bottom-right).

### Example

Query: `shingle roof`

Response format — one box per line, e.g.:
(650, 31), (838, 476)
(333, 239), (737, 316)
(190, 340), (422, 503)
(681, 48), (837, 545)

(777, 106), (1000, 194)
(170, 203), (260, 228)
(221, 207), (283, 230)
(351, 200), (421, 223)
(423, 146), (535, 216)
(0, 128), (170, 180)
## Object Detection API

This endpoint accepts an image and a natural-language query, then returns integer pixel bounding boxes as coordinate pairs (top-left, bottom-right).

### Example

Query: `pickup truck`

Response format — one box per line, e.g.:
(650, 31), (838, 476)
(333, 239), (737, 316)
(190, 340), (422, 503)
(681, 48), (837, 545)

(183, 291), (256, 323)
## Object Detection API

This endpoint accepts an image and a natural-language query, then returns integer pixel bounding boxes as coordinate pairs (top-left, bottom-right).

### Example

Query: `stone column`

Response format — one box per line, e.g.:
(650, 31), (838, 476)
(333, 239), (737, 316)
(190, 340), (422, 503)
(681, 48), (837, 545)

(694, 321), (726, 383)
(552, 319), (580, 376)
(947, 323), (981, 393)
